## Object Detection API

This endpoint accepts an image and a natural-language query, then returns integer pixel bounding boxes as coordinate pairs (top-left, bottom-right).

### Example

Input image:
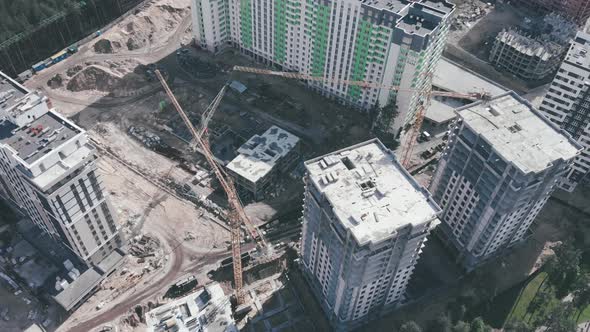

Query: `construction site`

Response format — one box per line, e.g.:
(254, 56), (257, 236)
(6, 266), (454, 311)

(0, 0), (587, 331)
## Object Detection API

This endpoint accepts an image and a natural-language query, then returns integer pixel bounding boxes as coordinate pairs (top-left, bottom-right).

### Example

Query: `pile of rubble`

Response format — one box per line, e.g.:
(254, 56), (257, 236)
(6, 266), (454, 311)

(129, 234), (161, 259)
(451, 1), (492, 31)
(120, 302), (159, 327)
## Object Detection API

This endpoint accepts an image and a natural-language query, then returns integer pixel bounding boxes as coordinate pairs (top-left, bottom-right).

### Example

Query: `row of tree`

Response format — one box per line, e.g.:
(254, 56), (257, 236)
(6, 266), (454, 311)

(398, 316), (494, 332)
(0, 0), (142, 76)
(0, 0), (81, 43)
(506, 242), (590, 332)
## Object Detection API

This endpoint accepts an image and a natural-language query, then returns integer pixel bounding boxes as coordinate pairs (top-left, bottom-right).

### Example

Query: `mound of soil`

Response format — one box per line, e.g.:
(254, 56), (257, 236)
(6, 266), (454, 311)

(67, 65), (122, 92)
(66, 65), (83, 77)
(47, 74), (63, 89)
(92, 0), (189, 54)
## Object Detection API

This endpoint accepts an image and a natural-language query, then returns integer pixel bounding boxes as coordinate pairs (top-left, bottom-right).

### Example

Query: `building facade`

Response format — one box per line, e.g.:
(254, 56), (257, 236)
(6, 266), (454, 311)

(0, 71), (125, 267)
(539, 32), (590, 191)
(300, 139), (441, 330)
(192, 0), (454, 134)
(430, 92), (582, 269)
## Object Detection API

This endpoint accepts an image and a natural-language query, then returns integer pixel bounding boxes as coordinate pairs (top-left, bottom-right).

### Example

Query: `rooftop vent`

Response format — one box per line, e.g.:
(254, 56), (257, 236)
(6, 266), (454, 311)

(359, 180), (375, 191)
(487, 106), (501, 116)
(341, 157), (356, 170)
(508, 124), (522, 133)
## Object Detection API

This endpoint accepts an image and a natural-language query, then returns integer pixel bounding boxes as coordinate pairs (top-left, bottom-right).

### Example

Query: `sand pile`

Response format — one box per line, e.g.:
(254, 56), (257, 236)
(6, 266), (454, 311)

(67, 65), (123, 92)
(93, 0), (190, 54)
(61, 59), (151, 94)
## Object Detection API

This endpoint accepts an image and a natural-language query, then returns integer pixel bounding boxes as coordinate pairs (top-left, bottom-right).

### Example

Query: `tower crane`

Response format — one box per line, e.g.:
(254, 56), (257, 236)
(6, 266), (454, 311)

(154, 70), (265, 304)
(231, 65), (491, 167)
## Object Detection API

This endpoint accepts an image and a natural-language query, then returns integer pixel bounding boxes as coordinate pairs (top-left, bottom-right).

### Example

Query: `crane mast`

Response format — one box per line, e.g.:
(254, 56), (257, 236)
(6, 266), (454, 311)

(155, 70), (264, 304)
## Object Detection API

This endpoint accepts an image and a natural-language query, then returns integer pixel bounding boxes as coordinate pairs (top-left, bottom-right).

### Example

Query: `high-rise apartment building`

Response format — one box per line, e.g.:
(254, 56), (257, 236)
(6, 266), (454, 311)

(192, 0), (454, 134)
(0, 71), (125, 267)
(430, 92), (582, 269)
(539, 32), (590, 191)
(300, 139), (441, 330)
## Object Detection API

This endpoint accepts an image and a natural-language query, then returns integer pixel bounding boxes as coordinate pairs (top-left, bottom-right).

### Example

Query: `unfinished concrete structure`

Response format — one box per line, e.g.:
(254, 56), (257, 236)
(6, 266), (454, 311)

(539, 32), (590, 191)
(489, 14), (576, 81)
(145, 283), (236, 332)
(226, 126), (299, 200)
(0, 71), (125, 310)
(514, 0), (590, 25)
(430, 92), (582, 270)
(300, 139), (441, 331)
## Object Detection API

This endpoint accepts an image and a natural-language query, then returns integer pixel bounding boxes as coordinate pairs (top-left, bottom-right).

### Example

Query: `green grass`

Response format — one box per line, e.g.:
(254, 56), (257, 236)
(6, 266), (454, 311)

(577, 306), (590, 323)
(508, 272), (550, 322)
(506, 272), (590, 325)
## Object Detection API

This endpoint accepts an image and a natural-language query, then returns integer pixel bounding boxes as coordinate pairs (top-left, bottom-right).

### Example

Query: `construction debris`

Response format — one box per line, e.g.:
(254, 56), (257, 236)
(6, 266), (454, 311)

(451, 0), (493, 31)
(128, 126), (163, 149)
(128, 234), (161, 259)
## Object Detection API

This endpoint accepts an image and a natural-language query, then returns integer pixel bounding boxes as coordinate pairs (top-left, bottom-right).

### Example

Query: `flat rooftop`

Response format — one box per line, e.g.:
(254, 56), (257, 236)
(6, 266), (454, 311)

(397, 14), (437, 36)
(425, 98), (462, 124)
(361, 0), (408, 13)
(419, 0), (454, 14)
(457, 92), (582, 174)
(564, 32), (590, 69)
(305, 139), (440, 246)
(0, 71), (28, 111)
(360, 0), (453, 15)
(145, 283), (237, 332)
(0, 110), (80, 164)
(53, 249), (125, 311)
(434, 58), (508, 96)
(226, 126), (299, 184)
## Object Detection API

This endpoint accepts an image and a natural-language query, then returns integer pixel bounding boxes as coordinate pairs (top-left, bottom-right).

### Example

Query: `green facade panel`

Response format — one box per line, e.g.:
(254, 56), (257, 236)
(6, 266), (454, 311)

(240, 0), (252, 48)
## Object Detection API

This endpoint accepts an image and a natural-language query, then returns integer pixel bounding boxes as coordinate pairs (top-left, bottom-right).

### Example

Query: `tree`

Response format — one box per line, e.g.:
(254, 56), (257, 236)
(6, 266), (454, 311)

(469, 317), (491, 332)
(572, 273), (590, 321)
(526, 286), (554, 323)
(503, 319), (533, 332)
(545, 303), (577, 332)
(399, 321), (423, 332)
(545, 242), (582, 297)
(451, 321), (471, 332)
(426, 314), (452, 332)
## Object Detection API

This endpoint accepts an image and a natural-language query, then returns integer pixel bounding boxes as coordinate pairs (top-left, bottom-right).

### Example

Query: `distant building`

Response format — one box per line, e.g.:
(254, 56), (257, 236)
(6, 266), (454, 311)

(145, 282), (237, 332)
(430, 92), (582, 270)
(226, 126), (299, 200)
(514, 0), (590, 26)
(489, 14), (577, 81)
(192, 0), (455, 135)
(0, 70), (125, 310)
(300, 139), (441, 331)
(539, 32), (590, 191)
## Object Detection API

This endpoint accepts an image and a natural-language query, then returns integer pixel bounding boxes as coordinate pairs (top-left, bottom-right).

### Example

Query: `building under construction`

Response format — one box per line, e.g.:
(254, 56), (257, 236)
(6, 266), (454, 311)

(226, 126), (300, 200)
(489, 13), (577, 81)
(514, 0), (590, 25)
